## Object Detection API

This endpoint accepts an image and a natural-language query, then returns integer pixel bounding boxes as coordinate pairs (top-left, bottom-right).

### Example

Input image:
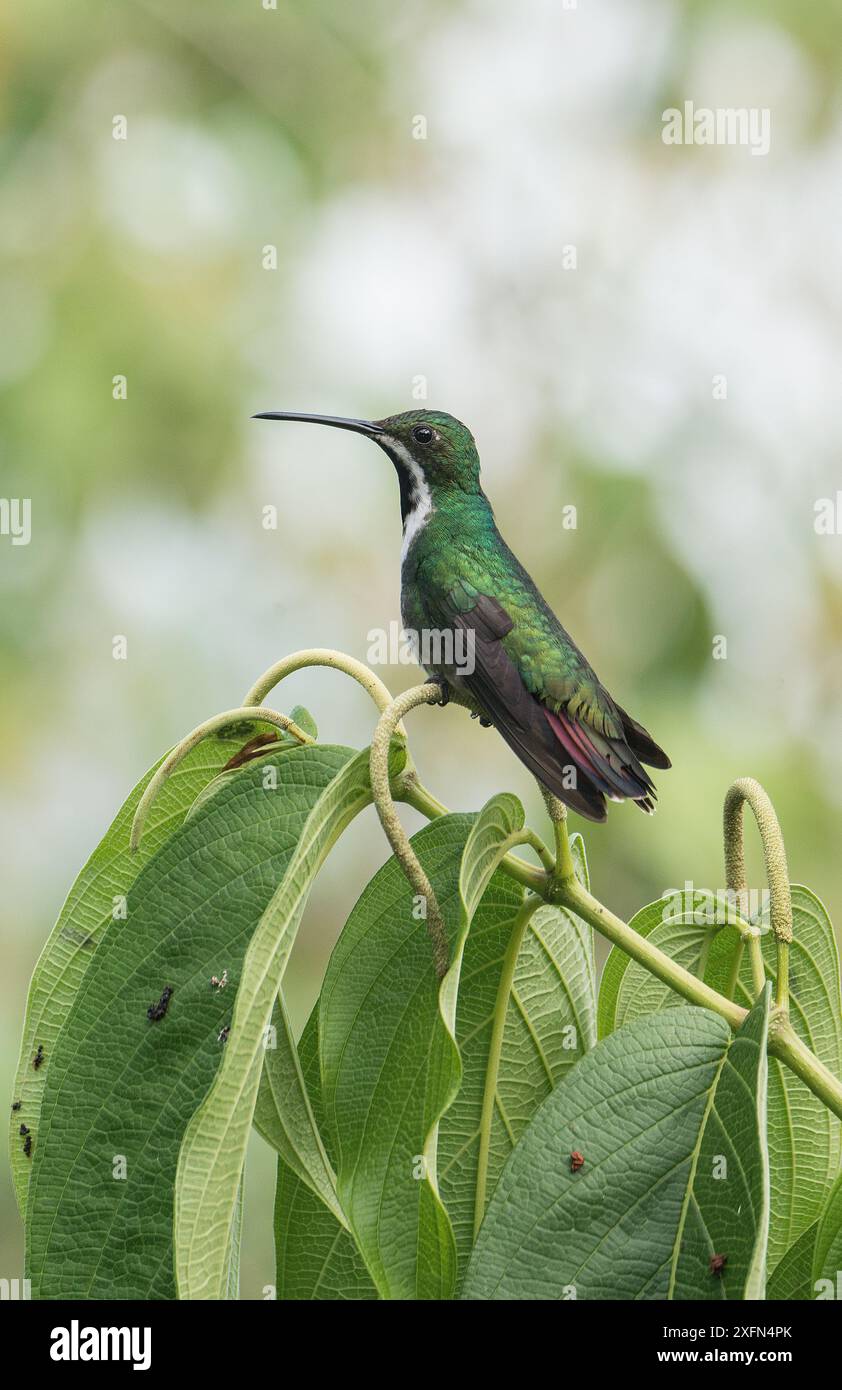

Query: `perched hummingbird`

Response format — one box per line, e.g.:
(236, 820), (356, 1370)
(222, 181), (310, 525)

(254, 409), (670, 821)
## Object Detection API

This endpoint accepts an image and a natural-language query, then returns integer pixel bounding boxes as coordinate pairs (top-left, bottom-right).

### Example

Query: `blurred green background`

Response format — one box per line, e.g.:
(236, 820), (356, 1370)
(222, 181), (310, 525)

(3, 0), (842, 1297)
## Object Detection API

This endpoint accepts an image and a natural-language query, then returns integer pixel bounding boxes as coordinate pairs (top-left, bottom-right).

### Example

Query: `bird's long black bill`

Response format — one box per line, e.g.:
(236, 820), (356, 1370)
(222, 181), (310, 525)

(252, 411), (383, 436)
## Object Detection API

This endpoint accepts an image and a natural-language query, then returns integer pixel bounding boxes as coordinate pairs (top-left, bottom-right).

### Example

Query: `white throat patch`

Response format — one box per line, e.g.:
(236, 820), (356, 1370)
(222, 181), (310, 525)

(384, 436), (434, 567)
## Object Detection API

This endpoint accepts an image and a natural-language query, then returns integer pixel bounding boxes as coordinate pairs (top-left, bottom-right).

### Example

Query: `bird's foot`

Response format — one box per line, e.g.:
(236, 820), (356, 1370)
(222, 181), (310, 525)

(470, 711), (493, 728)
(425, 675), (451, 707)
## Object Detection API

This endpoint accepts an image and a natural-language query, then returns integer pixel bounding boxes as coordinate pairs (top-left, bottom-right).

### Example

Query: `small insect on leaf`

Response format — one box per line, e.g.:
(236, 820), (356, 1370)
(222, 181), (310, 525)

(147, 986), (174, 1023)
(19, 1124), (29, 1136)
(217, 1025), (230, 1044)
(709, 1253), (727, 1277)
(33, 1045), (44, 1070)
(11, 1100), (21, 1111)
(210, 969), (229, 991)
(570, 1150), (585, 1172)
(23, 1135), (32, 1158)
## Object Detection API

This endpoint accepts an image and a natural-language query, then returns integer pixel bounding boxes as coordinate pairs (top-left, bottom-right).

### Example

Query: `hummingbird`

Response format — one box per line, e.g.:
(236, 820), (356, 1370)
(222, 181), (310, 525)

(254, 409), (670, 821)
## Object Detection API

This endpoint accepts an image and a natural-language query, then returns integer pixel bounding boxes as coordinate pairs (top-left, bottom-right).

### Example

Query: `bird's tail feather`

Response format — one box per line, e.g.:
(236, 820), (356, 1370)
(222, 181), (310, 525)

(544, 707), (655, 805)
(615, 703), (672, 770)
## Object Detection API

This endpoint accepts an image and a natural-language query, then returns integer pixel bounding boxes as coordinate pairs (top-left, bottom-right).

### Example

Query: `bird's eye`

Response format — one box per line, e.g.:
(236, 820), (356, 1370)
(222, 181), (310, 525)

(413, 425), (433, 444)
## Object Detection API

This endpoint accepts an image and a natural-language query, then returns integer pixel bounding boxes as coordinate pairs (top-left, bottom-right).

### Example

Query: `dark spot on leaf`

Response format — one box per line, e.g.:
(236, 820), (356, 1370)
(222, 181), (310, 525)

(147, 986), (174, 1022)
(709, 1253), (727, 1276)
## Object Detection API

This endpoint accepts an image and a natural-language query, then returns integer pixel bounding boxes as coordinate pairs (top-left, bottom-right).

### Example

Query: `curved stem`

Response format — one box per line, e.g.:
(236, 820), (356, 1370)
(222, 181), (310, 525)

(130, 706), (312, 852)
(724, 778), (792, 1010)
(560, 877), (747, 1030)
(242, 648), (406, 733)
(371, 684), (451, 979)
(516, 829), (556, 874)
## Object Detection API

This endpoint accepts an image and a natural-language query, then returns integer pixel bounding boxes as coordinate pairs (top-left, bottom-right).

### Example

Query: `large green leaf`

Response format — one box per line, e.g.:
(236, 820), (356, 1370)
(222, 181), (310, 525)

(463, 990), (771, 1301)
(26, 741), (351, 1299)
(704, 885), (842, 1272)
(439, 833), (597, 1281)
(272, 1012), (377, 1301)
(8, 724), (259, 1217)
(597, 893), (731, 1039)
(813, 1169), (842, 1299)
(173, 744), (399, 1299)
(319, 800), (525, 1300)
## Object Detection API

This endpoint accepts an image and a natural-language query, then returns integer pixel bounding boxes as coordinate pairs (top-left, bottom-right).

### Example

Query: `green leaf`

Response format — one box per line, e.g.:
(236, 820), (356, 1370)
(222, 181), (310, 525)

(439, 832), (597, 1280)
(463, 989), (771, 1301)
(26, 742), (353, 1299)
(704, 885), (842, 1272)
(598, 893), (727, 1039)
(813, 1169), (842, 1299)
(173, 744), (396, 1300)
(288, 706), (318, 741)
(766, 1220), (818, 1300)
(272, 1012), (377, 1301)
(253, 992), (345, 1225)
(319, 799), (525, 1300)
(8, 724), (259, 1219)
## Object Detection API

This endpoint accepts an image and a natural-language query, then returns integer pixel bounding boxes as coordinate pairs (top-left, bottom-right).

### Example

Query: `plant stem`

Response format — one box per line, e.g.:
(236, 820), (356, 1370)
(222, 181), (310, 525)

(561, 878), (747, 1031)
(723, 777), (792, 1011)
(242, 648), (407, 734)
(769, 1022), (842, 1122)
(518, 830), (556, 874)
(370, 685), (452, 978)
(538, 784), (576, 881)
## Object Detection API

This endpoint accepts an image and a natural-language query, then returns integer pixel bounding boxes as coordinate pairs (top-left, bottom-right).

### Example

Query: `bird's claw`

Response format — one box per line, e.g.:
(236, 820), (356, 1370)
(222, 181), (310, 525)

(425, 675), (450, 707)
(470, 711), (493, 728)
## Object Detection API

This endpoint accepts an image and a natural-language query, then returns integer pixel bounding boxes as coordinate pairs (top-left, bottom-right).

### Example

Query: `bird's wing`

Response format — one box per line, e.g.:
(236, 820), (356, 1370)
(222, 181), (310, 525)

(427, 581), (664, 821)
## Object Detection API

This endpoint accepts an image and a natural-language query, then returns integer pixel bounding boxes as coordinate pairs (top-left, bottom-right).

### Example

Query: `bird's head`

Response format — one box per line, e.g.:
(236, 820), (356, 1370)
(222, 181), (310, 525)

(253, 408), (482, 522)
